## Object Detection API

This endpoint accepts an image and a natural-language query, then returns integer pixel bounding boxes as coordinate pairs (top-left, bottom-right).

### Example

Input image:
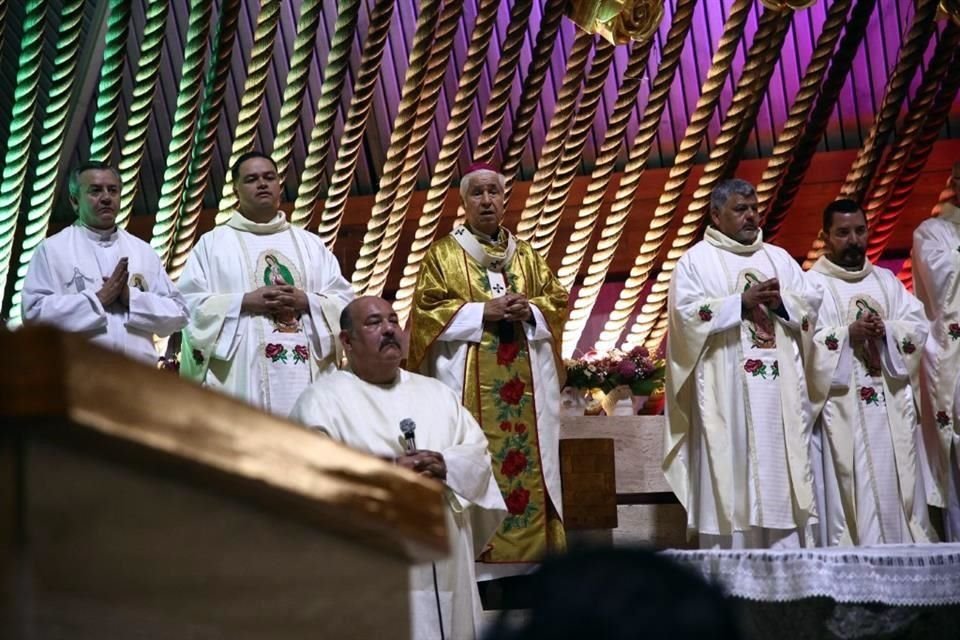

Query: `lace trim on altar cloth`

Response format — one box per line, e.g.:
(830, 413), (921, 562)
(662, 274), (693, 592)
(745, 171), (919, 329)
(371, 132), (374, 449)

(662, 543), (960, 606)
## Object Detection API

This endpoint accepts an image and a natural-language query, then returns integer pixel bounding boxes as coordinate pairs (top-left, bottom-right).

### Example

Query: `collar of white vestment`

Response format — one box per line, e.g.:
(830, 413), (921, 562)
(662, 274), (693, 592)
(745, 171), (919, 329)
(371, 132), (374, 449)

(811, 255), (873, 282)
(75, 221), (118, 243)
(704, 225), (763, 255)
(940, 201), (960, 225)
(450, 224), (517, 273)
(226, 210), (290, 235)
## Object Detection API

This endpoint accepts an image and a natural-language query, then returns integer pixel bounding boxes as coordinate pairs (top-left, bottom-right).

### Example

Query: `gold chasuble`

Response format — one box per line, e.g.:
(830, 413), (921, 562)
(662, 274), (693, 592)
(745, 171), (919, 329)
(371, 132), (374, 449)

(409, 227), (568, 568)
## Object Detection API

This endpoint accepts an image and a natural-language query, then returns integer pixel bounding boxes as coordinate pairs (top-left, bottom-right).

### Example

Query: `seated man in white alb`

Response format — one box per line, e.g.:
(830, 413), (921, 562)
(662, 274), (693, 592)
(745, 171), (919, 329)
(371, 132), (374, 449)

(23, 161), (188, 364)
(290, 296), (506, 640)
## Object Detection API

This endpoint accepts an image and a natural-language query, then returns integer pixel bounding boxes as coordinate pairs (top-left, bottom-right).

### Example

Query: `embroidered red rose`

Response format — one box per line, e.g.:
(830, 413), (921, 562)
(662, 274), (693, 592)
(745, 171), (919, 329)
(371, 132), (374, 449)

(497, 341), (521, 366)
(505, 487), (531, 515)
(801, 317), (809, 332)
(949, 324), (960, 340)
(499, 376), (525, 405)
(825, 334), (839, 351)
(744, 359), (762, 374)
(698, 305), (713, 322)
(937, 411), (950, 428)
(499, 421), (513, 432)
(265, 343), (283, 358)
(860, 386), (880, 405)
(515, 423), (527, 434)
(900, 338), (916, 355)
(501, 450), (528, 478)
(293, 345), (309, 363)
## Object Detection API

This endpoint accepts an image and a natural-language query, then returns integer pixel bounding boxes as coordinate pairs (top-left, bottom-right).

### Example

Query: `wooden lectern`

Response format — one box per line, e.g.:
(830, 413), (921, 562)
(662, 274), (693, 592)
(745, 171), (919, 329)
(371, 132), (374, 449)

(0, 327), (448, 639)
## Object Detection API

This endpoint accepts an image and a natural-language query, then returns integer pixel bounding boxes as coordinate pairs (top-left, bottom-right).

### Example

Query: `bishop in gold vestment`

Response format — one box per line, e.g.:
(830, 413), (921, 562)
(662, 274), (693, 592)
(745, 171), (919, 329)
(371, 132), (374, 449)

(409, 164), (568, 579)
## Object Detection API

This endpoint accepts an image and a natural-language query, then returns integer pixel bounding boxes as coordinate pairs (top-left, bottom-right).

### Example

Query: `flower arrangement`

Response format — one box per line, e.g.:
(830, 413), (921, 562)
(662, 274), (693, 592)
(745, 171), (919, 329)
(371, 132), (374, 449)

(564, 346), (665, 396)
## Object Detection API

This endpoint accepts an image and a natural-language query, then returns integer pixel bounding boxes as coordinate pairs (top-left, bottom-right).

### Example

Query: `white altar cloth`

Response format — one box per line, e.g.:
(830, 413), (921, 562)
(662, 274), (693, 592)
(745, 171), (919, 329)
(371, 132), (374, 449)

(663, 544), (960, 606)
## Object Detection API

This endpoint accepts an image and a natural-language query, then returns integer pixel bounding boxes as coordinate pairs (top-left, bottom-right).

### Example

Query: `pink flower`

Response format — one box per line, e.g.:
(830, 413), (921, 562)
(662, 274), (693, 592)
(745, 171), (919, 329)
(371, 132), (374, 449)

(616, 358), (638, 380)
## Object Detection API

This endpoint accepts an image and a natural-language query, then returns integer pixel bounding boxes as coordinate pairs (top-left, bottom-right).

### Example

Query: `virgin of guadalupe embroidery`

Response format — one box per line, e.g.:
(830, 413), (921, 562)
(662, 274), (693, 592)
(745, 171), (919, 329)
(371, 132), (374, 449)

(130, 274), (147, 292)
(256, 251), (303, 333)
(849, 295), (884, 377)
(738, 269), (775, 349)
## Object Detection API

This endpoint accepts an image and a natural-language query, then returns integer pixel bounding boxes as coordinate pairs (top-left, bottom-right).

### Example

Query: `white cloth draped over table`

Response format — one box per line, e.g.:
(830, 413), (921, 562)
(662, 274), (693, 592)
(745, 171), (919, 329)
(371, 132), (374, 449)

(913, 202), (960, 541)
(178, 212), (353, 417)
(23, 223), (188, 364)
(665, 228), (823, 549)
(290, 369), (506, 640)
(805, 258), (935, 547)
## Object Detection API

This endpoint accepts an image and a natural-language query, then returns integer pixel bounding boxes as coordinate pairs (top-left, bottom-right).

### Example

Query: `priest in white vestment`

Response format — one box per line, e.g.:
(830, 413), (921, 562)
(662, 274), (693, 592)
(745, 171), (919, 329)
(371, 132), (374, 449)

(805, 199), (935, 546)
(665, 178), (823, 549)
(913, 160), (960, 541)
(178, 152), (353, 416)
(23, 162), (188, 364)
(290, 296), (506, 640)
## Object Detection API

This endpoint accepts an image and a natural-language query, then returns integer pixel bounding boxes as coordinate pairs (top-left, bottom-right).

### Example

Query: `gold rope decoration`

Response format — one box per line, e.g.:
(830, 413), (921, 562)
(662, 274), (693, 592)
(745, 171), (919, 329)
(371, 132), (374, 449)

(514, 30), (595, 241)
(392, 0), (512, 325)
(629, 7), (795, 349)
(271, 0), (325, 184)
(531, 39), (618, 256)
(499, 0), (568, 204)
(115, 0), (169, 229)
(165, 0), (242, 280)
(755, 0), (853, 221)
(7, 0), (86, 324)
(214, 1), (282, 223)
(313, 0), (396, 247)
(349, 0), (445, 295)
(861, 23), (959, 263)
(594, 0), (753, 351)
(89, 0), (132, 162)
(149, 0), (214, 264)
(289, 0), (366, 230)
(0, 0), (46, 314)
(803, 0), (940, 268)
(470, 0), (538, 164)
(560, 0), (697, 356)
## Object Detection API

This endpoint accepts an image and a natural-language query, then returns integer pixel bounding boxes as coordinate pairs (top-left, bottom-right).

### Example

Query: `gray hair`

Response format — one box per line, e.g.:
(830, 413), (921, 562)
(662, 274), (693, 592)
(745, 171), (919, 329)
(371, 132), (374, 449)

(709, 178), (756, 212)
(68, 161), (121, 199)
(459, 168), (506, 201)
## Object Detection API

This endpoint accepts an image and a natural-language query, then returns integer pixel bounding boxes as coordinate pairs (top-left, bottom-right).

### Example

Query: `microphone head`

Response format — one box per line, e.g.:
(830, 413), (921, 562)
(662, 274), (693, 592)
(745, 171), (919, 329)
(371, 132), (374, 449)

(399, 418), (416, 438)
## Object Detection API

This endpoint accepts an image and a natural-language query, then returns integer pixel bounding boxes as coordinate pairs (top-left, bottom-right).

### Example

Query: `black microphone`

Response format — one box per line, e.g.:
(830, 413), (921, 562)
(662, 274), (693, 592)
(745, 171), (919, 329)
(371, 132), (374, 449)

(400, 418), (417, 454)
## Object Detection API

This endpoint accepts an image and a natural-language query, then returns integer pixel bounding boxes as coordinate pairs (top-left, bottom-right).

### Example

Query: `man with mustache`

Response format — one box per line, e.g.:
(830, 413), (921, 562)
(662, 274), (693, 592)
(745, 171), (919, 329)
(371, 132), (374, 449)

(913, 161), (960, 541)
(665, 178), (822, 549)
(178, 152), (352, 416)
(290, 296), (506, 640)
(805, 198), (935, 545)
(22, 161), (188, 364)
(408, 162), (568, 580)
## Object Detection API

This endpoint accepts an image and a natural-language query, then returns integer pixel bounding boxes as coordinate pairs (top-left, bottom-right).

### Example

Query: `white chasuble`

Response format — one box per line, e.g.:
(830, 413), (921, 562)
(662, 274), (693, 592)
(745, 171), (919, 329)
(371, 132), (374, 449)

(22, 224), (188, 364)
(665, 228), (822, 549)
(179, 212), (353, 417)
(806, 258), (935, 546)
(290, 369), (506, 640)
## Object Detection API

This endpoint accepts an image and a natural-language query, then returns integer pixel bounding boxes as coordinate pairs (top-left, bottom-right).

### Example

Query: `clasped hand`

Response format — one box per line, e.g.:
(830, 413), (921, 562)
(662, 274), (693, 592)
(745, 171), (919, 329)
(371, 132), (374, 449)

(741, 278), (782, 313)
(484, 293), (531, 322)
(97, 258), (130, 307)
(395, 450), (446, 481)
(242, 285), (308, 316)
(849, 313), (885, 345)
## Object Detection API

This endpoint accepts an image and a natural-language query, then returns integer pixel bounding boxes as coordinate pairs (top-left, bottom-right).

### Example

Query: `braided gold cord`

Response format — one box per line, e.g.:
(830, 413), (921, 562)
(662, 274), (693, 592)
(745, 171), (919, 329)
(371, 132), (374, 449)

(288, 0), (364, 229)
(514, 30), (595, 241)
(471, 0), (536, 165)
(149, 0), (214, 264)
(392, 0), (506, 324)
(272, 0), (325, 183)
(8, 0), (85, 324)
(803, 0), (939, 268)
(561, 0), (696, 355)
(314, 0), (396, 247)
(0, 0), (46, 313)
(214, 1), (282, 222)
(531, 40), (619, 256)
(594, 0), (753, 351)
(115, 0), (169, 229)
(630, 8), (794, 348)
(363, 0), (466, 298)
(89, 0), (132, 162)
(862, 24), (958, 263)
(756, 0), (852, 224)
(349, 0), (445, 295)
(500, 0), (567, 204)
(165, 0), (242, 280)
